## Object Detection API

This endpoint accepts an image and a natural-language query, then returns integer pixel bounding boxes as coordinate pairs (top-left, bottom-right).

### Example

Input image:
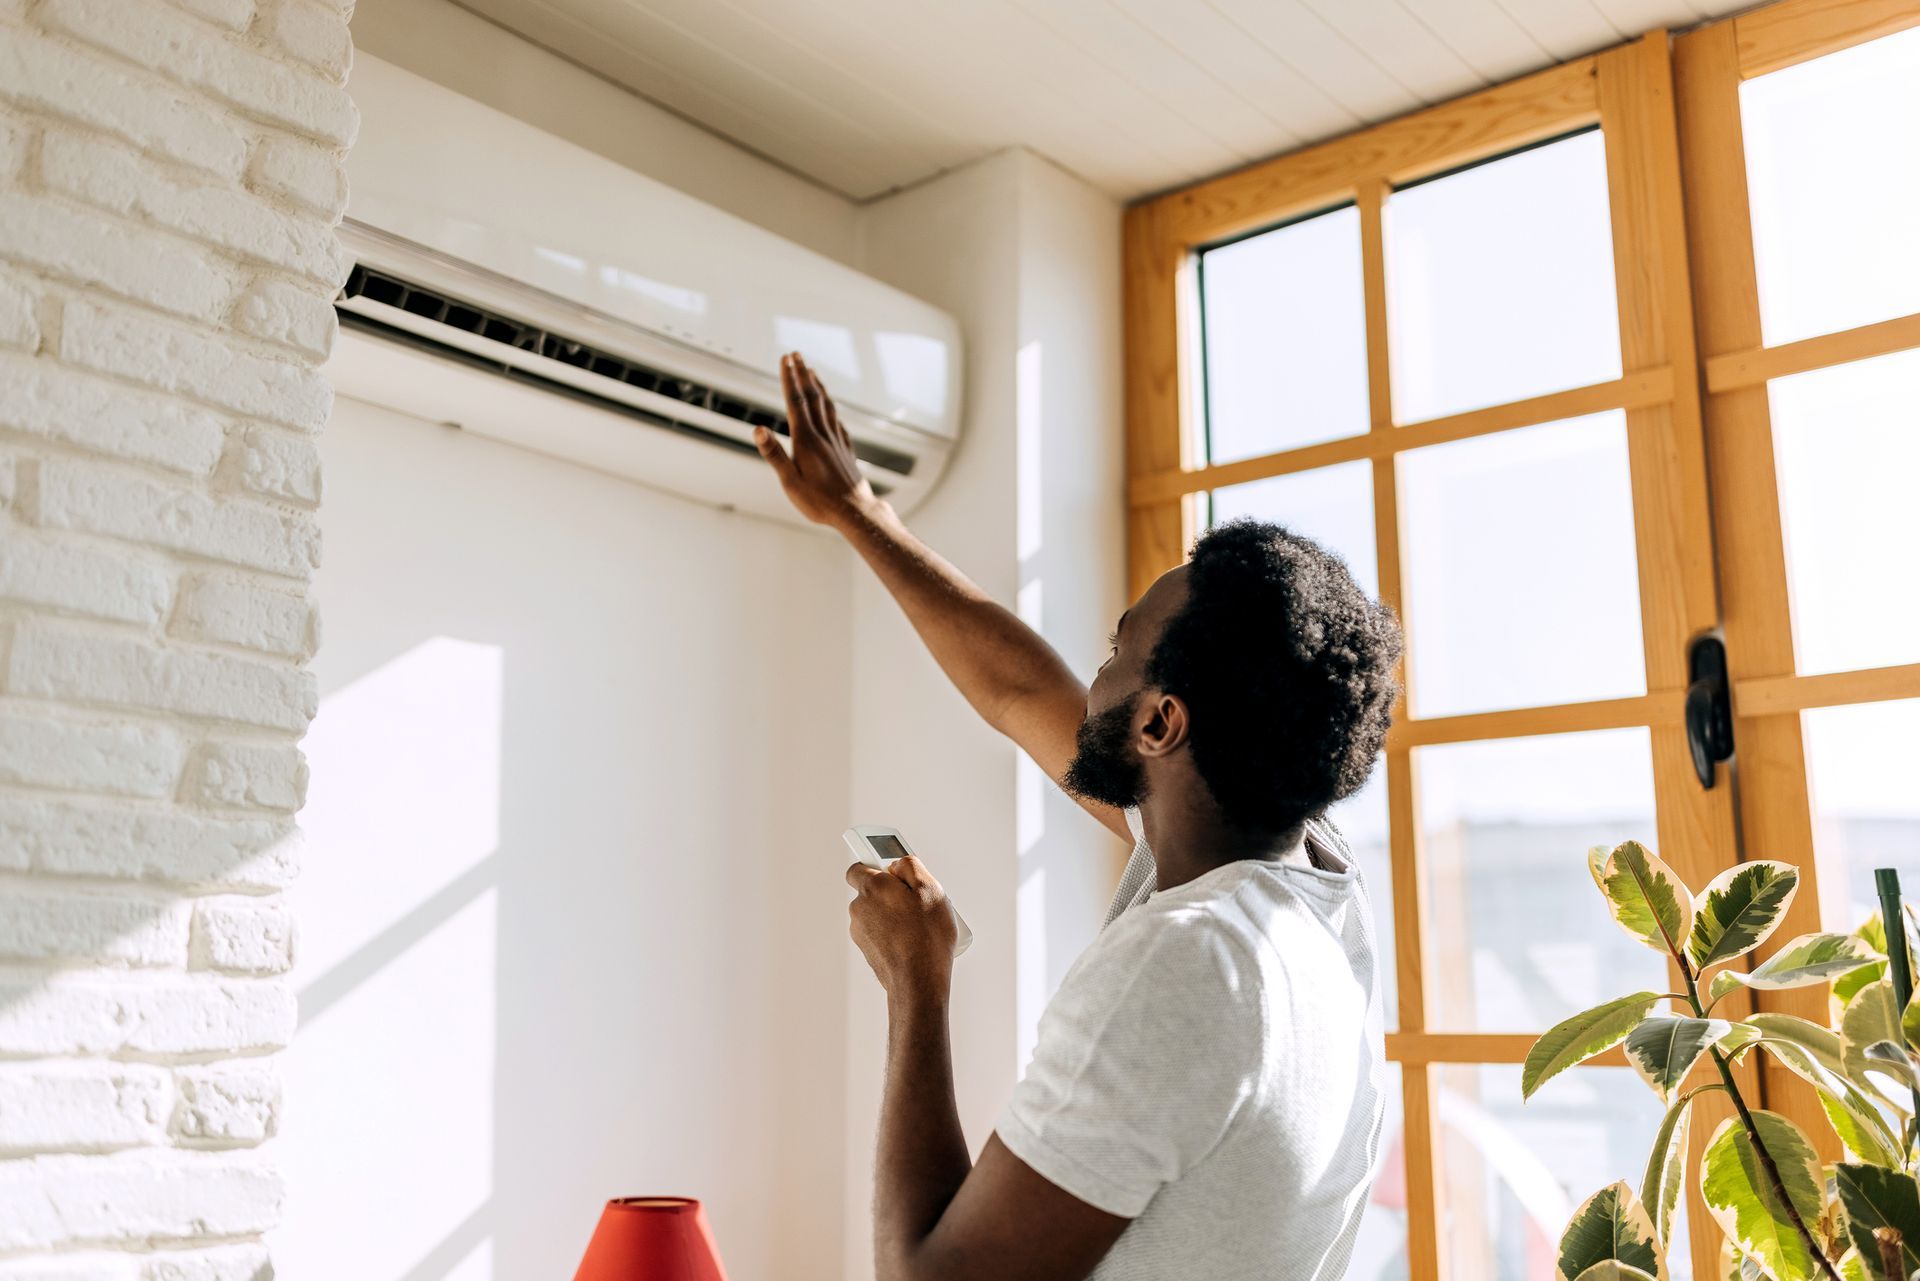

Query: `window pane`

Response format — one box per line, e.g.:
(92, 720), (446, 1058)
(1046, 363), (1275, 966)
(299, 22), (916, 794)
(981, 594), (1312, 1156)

(1201, 206), (1371, 464)
(1741, 26), (1920, 346)
(1386, 131), (1622, 423)
(1440, 1066), (1690, 1281)
(1351, 1061), (1410, 1281)
(1398, 413), (1645, 718)
(1329, 765), (1395, 1027)
(1210, 459), (1379, 600)
(1770, 348), (1920, 675)
(1805, 699), (1920, 933)
(1419, 728), (1664, 1032)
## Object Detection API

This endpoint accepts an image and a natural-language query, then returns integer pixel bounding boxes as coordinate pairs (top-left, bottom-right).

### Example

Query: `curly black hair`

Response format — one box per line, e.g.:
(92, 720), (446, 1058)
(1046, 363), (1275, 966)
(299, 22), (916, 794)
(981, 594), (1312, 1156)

(1146, 519), (1403, 838)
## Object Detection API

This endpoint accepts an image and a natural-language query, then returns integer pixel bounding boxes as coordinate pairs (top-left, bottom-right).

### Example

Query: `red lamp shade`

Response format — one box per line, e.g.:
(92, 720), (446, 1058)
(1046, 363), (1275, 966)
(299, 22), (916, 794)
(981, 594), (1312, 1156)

(574, 1197), (728, 1281)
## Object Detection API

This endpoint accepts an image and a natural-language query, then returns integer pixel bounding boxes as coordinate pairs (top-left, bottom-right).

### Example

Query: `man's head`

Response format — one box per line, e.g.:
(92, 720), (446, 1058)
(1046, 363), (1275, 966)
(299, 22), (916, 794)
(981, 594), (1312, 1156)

(1064, 519), (1403, 842)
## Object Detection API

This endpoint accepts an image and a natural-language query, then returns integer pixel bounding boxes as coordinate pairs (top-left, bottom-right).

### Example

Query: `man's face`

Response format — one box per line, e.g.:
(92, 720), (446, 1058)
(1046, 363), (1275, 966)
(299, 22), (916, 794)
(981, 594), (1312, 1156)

(1062, 566), (1189, 810)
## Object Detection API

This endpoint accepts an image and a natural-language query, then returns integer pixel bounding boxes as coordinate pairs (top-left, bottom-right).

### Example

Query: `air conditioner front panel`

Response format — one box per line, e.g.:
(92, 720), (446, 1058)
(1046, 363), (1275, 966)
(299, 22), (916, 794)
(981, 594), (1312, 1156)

(347, 56), (961, 443)
(329, 324), (951, 523)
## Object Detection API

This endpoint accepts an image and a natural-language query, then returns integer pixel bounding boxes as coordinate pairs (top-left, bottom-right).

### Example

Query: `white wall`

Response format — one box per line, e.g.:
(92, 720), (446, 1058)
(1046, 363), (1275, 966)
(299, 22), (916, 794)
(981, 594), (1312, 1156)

(274, 399), (855, 1280)
(285, 13), (1125, 1281)
(847, 148), (1127, 1281)
(0, 0), (353, 1273)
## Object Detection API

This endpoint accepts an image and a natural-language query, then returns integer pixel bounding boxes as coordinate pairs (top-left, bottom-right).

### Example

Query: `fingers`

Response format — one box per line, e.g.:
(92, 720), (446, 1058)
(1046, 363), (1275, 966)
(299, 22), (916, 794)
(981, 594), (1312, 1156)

(781, 352), (828, 445)
(887, 854), (944, 898)
(779, 353), (811, 445)
(846, 861), (888, 892)
(753, 425), (796, 483)
(803, 365), (850, 445)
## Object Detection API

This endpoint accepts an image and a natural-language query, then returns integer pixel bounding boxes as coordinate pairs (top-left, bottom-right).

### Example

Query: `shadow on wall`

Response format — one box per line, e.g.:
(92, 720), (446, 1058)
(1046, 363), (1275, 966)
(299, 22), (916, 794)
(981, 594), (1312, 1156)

(266, 397), (856, 1281)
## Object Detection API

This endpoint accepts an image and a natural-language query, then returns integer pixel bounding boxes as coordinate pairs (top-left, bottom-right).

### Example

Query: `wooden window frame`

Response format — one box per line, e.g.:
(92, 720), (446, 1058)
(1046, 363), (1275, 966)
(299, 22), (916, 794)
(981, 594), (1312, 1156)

(1123, 1), (1920, 1273)
(1674, 0), (1920, 1184)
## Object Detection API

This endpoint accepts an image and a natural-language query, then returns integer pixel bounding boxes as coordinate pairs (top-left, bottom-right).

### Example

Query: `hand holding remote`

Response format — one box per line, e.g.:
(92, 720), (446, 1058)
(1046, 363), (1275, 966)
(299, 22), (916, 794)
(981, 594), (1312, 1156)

(842, 826), (974, 996)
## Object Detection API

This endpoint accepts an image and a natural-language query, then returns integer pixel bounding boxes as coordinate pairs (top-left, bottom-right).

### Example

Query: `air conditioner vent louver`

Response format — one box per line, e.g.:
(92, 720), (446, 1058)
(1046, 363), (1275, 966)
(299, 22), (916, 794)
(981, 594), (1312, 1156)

(338, 264), (916, 479)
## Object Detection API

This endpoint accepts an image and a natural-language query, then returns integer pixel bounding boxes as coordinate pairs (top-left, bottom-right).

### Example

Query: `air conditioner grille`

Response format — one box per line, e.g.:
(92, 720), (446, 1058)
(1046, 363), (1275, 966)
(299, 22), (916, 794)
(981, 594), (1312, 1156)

(338, 264), (916, 477)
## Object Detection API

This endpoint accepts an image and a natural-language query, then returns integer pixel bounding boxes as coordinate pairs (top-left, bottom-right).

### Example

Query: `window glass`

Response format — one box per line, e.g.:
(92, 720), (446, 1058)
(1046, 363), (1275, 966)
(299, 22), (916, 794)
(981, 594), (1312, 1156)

(1439, 1065), (1691, 1280)
(1328, 766), (1395, 1027)
(1200, 206), (1372, 464)
(1418, 728), (1664, 1033)
(1804, 699), (1920, 933)
(1386, 131), (1622, 423)
(1741, 26), (1920, 346)
(1769, 348), (1920, 675)
(1351, 1062), (1410, 1281)
(1210, 459), (1379, 600)
(1398, 413), (1644, 718)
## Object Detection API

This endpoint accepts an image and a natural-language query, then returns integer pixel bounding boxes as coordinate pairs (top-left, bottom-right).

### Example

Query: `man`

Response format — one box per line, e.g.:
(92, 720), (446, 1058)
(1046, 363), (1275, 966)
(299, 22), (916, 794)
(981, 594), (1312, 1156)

(755, 353), (1402, 1281)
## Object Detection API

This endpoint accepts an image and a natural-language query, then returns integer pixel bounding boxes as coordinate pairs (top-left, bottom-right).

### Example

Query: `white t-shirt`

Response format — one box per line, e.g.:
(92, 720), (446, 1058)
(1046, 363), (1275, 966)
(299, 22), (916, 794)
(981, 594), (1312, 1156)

(995, 810), (1386, 1280)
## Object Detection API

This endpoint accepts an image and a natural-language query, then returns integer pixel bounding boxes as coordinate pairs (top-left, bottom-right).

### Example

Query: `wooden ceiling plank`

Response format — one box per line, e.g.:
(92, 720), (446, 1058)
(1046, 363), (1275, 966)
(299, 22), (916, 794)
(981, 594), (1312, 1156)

(1202, 0), (1427, 122)
(1111, 0), (1364, 144)
(1404, 0), (1559, 80)
(1299, 0), (1491, 104)
(457, 0), (901, 196)
(1003, 0), (1300, 162)
(1485, 0), (1627, 60)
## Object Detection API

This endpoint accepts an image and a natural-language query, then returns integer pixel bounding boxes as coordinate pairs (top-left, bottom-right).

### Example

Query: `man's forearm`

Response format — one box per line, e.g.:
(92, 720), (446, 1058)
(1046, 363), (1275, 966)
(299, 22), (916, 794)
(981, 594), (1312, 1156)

(834, 497), (1082, 735)
(872, 978), (971, 1280)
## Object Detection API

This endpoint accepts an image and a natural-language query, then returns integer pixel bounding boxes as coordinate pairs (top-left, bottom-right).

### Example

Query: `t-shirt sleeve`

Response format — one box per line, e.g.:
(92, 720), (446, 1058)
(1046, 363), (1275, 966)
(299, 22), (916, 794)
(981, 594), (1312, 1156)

(995, 917), (1264, 1218)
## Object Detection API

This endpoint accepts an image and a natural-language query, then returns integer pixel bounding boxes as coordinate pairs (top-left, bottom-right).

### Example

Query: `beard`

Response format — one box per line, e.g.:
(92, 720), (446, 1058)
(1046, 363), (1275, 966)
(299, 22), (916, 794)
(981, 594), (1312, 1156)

(1063, 690), (1150, 810)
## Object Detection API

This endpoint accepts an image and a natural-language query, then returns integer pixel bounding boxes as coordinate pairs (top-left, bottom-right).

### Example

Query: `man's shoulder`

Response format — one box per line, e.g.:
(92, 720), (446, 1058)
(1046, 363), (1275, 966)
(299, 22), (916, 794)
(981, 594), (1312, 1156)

(1091, 886), (1272, 991)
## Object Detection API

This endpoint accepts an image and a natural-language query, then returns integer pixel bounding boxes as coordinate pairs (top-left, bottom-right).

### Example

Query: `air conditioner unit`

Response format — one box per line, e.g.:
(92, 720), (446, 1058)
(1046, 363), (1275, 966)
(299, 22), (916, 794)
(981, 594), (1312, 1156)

(329, 55), (963, 524)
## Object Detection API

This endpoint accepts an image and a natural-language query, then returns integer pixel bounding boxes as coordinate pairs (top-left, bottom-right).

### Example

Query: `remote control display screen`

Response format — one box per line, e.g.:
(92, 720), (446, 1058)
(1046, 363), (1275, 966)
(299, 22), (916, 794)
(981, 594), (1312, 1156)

(869, 833), (910, 862)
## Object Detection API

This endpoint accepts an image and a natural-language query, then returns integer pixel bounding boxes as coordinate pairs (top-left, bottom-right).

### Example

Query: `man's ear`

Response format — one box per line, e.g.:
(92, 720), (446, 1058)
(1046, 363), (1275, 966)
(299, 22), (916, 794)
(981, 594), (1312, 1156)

(1136, 691), (1190, 757)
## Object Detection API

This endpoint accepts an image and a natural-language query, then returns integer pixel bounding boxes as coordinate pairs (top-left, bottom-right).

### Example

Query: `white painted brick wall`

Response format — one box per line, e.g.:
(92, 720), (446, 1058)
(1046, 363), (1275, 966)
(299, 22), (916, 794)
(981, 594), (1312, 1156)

(0, 0), (351, 1269)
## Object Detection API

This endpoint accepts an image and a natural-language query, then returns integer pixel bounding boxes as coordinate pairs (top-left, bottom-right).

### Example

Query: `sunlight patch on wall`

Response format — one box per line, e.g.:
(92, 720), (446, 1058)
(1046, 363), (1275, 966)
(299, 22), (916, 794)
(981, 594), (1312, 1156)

(277, 889), (499, 1280)
(296, 638), (504, 977)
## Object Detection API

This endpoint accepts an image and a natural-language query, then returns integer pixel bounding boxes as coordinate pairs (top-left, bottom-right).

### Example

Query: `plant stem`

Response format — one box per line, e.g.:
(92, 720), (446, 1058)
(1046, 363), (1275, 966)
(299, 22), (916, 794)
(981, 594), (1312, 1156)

(1681, 961), (1844, 1281)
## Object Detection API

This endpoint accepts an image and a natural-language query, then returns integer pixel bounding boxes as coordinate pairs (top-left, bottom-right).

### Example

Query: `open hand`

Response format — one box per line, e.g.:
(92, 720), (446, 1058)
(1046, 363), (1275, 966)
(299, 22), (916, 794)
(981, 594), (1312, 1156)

(755, 352), (880, 529)
(846, 854), (957, 996)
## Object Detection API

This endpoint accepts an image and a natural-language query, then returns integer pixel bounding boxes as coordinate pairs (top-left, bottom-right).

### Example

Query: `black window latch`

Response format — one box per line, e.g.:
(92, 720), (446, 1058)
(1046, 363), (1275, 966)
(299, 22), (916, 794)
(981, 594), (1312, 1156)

(1685, 635), (1734, 788)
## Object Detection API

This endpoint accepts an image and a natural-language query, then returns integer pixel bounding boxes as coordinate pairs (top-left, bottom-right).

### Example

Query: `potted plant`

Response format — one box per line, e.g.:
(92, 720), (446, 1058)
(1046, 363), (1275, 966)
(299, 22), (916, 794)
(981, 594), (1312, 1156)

(1523, 840), (1920, 1281)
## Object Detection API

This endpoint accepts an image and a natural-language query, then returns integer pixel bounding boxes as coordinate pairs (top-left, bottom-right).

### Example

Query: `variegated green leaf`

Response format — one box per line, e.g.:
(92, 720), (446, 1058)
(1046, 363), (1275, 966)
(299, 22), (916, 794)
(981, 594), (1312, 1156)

(1719, 1238), (1767, 1281)
(1745, 1013), (1903, 1165)
(1524, 992), (1662, 1100)
(1689, 861), (1800, 970)
(1739, 932), (1878, 990)
(1557, 1181), (1667, 1281)
(1835, 960), (1888, 1008)
(1701, 1112), (1825, 1281)
(1837, 1248), (1870, 1281)
(1746, 1013), (1849, 1077)
(1573, 1266), (1660, 1281)
(1817, 1072), (1905, 1168)
(1861, 1041), (1918, 1092)
(1589, 843), (1614, 893)
(1625, 1015), (1733, 1101)
(1903, 988), (1920, 1051)
(1844, 980), (1917, 1092)
(1596, 841), (1694, 956)
(1857, 911), (1889, 955)
(1834, 1164), (1920, 1281)
(1719, 1021), (1761, 1056)
(1708, 969), (1749, 1009)
(1641, 1092), (1693, 1249)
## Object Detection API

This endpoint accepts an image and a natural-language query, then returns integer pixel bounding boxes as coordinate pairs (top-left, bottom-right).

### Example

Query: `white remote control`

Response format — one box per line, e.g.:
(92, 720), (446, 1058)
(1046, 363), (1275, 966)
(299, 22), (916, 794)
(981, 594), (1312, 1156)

(842, 825), (974, 958)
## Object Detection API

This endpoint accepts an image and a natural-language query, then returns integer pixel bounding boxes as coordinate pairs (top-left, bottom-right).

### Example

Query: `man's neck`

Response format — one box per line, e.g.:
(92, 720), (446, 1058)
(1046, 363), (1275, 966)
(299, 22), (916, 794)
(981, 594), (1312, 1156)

(1140, 797), (1307, 892)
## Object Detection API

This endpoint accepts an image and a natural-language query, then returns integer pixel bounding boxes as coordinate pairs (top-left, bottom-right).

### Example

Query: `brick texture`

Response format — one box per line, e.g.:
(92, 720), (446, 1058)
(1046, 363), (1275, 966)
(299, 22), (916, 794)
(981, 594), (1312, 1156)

(0, 0), (349, 1270)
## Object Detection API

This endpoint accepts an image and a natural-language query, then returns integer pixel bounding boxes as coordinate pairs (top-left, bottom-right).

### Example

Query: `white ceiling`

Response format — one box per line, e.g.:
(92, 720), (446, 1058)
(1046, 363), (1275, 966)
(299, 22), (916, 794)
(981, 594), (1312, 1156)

(452, 0), (1754, 202)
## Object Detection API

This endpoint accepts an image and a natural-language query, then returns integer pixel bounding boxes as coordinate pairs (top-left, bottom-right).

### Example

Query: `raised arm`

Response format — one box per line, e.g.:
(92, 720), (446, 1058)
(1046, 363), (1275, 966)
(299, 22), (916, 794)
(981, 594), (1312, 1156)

(757, 354), (1129, 843)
